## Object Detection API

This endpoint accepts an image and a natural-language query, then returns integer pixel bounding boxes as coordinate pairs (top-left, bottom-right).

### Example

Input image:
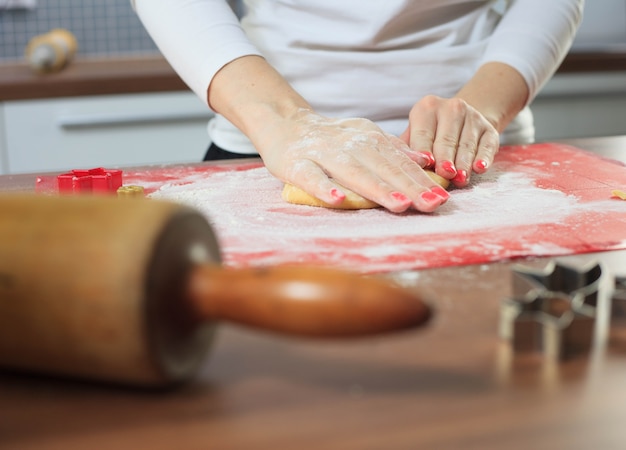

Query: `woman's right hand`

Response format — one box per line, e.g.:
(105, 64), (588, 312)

(209, 57), (448, 213)
(253, 108), (449, 213)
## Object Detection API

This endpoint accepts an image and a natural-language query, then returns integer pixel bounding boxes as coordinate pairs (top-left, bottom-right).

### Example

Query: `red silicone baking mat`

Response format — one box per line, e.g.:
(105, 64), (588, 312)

(123, 143), (626, 273)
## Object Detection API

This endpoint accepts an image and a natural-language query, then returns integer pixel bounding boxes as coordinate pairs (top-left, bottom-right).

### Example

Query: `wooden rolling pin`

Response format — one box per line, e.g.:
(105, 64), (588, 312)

(0, 195), (431, 387)
(25, 29), (78, 74)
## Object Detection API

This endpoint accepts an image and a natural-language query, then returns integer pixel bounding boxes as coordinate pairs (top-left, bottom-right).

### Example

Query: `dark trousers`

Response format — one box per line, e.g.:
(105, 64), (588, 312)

(203, 143), (260, 161)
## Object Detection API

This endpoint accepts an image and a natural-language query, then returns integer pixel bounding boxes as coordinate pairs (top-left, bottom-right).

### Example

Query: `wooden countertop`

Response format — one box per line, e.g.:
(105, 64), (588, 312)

(1, 136), (626, 449)
(1, 51), (626, 102)
(0, 55), (189, 101)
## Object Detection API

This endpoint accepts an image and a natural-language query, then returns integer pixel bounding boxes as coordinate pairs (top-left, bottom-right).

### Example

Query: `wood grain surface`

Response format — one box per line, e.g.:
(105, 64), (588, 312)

(0, 56), (187, 101)
(1, 51), (625, 101)
(1, 255), (626, 449)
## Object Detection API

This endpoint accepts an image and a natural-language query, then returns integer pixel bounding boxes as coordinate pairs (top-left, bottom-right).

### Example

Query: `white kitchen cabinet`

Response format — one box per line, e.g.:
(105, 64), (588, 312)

(0, 104), (7, 174)
(531, 71), (626, 142)
(2, 73), (625, 176)
(0, 91), (213, 175)
(572, 0), (626, 51)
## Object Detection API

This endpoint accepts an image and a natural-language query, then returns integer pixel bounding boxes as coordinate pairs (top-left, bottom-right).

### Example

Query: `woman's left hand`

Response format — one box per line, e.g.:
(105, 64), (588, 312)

(399, 95), (500, 187)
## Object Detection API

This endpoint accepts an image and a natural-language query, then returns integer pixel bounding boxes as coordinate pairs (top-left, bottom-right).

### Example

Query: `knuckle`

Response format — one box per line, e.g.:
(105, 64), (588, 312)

(458, 139), (478, 155)
(340, 158), (367, 179)
(435, 133), (458, 149)
(447, 97), (468, 115)
(417, 94), (441, 110)
(283, 159), (316, 183)
(379, 159), (407, 179)
(399, 160), (423, 178)
(480, 133), (501, 153)
(411, 128), (436, 144)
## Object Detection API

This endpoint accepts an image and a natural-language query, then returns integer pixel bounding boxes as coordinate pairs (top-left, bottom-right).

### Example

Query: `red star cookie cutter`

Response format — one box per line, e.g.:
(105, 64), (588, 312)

(57, 167), (123, 194)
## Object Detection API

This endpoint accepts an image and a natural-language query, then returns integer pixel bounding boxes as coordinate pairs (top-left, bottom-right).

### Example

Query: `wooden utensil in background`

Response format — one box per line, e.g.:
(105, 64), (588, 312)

(0, 195), (431, 387)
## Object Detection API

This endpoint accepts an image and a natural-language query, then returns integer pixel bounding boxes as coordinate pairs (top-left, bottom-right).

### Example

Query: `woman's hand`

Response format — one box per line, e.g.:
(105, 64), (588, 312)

(208, 57), (447, 213)
(399, 95), (500, 188)
(400, 62), (531, 187)
(209, 57), (528, 212)
(256, 109), (450, 213)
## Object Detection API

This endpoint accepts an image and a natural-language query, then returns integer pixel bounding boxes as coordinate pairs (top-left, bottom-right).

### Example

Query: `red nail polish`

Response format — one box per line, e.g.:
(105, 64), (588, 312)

(441, 161), (457, 176)
(420, 191), (442, 205)
(452, 169), (468, 184)
(430, 186), (449, 200)
(391, 191), (412, 205)
(330, 188), (346, 201)
(475, 160), (488, 171)
(418, 152), (435, 168)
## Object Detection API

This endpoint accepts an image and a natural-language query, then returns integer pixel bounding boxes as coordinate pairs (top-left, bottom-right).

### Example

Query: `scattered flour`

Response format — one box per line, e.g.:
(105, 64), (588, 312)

(146, 163), (625, 272)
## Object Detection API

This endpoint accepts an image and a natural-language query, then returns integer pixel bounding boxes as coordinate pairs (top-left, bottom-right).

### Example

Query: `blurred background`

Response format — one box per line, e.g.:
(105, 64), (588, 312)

(0, 0), (246, 61)
(0, 0), (625, 175)
(0, 0), (157, 60)
(1, 0), (625, 62)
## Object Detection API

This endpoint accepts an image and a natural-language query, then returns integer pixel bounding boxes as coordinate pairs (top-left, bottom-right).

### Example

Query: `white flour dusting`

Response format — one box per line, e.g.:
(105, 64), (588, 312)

(143, 161), (626, 272)
(149, 165), (580, 236)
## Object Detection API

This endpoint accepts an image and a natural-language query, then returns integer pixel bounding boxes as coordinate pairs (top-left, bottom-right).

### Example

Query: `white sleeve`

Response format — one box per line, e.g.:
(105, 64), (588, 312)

(481, 0), (584, 103)
(131, 0), (262, 107)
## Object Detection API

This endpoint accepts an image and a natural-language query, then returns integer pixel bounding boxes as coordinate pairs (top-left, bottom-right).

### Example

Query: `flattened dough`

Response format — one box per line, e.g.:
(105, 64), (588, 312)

(612, 189), (626, 200)
(282, 170), (450, 210)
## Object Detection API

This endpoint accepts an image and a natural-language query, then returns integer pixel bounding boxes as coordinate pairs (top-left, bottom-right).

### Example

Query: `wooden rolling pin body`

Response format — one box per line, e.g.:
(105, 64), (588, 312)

(0, 195), (430, 387)
(0, 195), (220, 386)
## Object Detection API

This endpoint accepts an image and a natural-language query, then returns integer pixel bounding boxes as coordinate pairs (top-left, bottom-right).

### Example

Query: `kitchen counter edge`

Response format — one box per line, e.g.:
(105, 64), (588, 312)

(1, 52), (625, 102)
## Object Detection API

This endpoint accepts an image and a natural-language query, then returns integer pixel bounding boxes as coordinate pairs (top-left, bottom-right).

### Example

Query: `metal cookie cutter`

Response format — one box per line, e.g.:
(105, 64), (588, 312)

(610, 276), (626, 321)
(609, 276), (626, 345)
(500, 260), (603, 360)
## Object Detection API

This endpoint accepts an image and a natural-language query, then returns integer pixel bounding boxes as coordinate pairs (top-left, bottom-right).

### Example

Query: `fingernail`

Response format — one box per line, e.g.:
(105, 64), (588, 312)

(391, 191), (412, 206)
(430, 186), (449, 200)
(441, 161), (457, 176)
(418, 151), (435, 168)
(420, 191), (443, 206)
(475, 159), (488, 172)
(452, 169), (468, 184)
(330, 188), (346, 201)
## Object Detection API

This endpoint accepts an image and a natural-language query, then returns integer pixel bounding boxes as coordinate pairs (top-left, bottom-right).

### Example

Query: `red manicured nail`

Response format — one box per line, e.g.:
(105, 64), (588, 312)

(430, 186), (449, 200)
(475, 159), (488, 171)
(418, 152), (435, 168)
(441, 161), (457, 176)
(391, 191), (412, 205)
(452, 169), (468, 184)
(420, 191), (442, 205)
(330, 188), (346, 201)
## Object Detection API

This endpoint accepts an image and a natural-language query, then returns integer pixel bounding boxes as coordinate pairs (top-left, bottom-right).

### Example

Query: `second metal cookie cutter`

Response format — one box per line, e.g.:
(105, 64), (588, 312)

(500, 260), (603, 360)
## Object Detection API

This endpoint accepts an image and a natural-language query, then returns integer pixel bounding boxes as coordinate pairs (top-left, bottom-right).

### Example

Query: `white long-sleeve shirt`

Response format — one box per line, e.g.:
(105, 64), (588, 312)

(132, 0), (583, 154)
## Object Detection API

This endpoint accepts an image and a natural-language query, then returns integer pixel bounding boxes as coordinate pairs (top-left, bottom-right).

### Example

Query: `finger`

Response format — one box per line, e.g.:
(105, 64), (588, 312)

(396, 162), (451, 211)
(450, 115), (481, 187)
(389, 133), (434, 169)
(407, 96), (438, 155)
(430, 99), (468, 180)
(294, 149), (419, 213)
(472, 128), (500, 174)
(330, 157), (420, 213)
(405, 98), (442, 170)
(281, 159), (348, 207)
(345, 144), (449, 213)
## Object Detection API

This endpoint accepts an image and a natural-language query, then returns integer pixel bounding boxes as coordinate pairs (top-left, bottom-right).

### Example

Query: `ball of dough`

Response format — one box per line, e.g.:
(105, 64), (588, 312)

(282, 183), (379, 209)
(282, 170), (450, 210)
(425, 171), (450, 190)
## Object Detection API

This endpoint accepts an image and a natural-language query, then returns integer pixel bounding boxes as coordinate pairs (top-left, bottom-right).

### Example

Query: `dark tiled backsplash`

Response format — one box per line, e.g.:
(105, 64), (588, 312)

(0, 0), (158, 61)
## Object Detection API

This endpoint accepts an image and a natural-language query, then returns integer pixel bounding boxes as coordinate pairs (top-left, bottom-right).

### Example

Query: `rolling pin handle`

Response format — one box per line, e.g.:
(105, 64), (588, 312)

(184, 264), (432, 338)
